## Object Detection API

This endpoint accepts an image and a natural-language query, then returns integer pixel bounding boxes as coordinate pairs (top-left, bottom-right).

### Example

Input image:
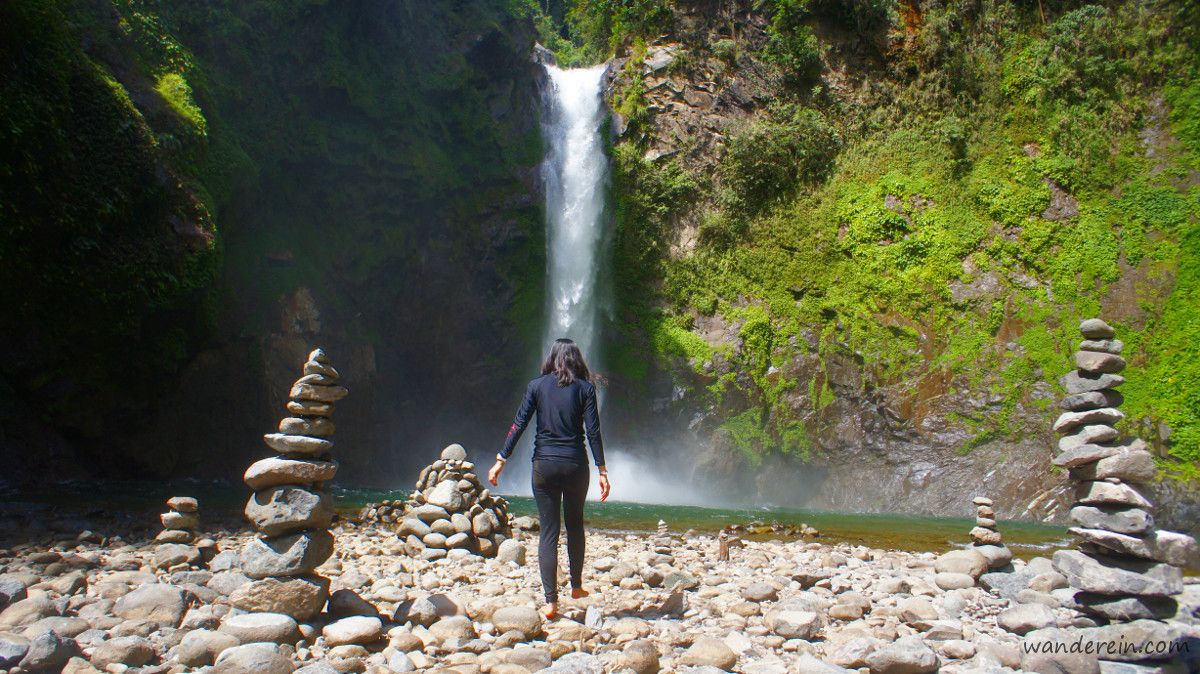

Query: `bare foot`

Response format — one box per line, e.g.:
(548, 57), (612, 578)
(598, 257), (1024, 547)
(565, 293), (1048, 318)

(570, 587), (590, 599)
(542, 602), (557, 620)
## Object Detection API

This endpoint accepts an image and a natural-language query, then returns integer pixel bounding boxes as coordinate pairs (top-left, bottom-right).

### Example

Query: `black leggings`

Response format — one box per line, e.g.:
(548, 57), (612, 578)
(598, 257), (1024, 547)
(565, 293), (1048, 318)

(531, 459), (589, 603)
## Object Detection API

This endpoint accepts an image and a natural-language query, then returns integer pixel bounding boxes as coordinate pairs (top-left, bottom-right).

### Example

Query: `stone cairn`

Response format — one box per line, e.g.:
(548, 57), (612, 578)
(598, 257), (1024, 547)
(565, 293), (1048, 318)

(970, 496), (1001, 546)
(397, 444), (513, 560)
(156, 496), (198, 543)
(233, 348), (346, 621)
(1050, 318), (1198, 669)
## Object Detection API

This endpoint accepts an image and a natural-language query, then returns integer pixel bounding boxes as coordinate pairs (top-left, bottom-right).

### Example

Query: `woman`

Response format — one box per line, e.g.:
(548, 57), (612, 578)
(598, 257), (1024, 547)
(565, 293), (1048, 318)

(488, 338), (611, 619)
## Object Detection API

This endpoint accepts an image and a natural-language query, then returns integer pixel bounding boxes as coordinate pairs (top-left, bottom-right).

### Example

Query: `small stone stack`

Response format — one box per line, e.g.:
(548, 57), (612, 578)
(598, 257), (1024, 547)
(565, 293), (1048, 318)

(397, 444), (513, 560)
(1050, 319), (1198, 669)
(233, 348), (346, 620)
(157, 497), (199, 543)
(969, 496), (1012, 570)
(969, 496), (1002, 546)
(358, 499), (404, 525)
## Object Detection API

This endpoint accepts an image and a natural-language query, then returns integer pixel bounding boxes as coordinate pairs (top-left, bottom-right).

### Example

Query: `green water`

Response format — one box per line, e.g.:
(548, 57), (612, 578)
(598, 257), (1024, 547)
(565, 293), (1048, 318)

(2, 480), (1068, 557)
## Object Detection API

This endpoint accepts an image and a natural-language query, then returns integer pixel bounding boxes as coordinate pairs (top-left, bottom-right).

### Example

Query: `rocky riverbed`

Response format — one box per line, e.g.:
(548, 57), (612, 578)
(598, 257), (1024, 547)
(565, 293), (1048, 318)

(1, 516), (1197, 674)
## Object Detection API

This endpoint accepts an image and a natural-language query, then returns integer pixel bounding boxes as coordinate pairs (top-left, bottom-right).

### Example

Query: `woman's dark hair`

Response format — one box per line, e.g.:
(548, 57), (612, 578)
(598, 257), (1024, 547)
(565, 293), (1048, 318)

(541, 338), (591, 386)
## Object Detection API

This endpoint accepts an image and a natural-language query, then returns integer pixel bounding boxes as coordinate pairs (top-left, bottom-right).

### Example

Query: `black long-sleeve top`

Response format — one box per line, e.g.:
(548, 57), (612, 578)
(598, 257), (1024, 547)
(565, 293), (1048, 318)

(500, 374), (605, 466)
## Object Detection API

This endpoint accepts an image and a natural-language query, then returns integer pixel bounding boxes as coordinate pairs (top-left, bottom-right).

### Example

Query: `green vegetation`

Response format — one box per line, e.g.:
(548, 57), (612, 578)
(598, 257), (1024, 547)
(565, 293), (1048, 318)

(604, 0), (1200, 474)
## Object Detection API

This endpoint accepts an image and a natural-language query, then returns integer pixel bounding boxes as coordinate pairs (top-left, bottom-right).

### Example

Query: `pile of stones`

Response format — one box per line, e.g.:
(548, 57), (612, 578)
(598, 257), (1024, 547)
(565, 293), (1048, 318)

(1050, 318), (1198, 670)
(156, 496), (199, 544)
(358, 499), (405, 525)
(233, 348), (346, 620)
(969, 496), (1001, 546)
(397, 444), (513, 560)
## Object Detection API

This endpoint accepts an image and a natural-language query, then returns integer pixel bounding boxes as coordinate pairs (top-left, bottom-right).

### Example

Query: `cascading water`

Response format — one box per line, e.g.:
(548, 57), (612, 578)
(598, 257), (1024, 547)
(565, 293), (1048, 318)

(540, 64), (609, 357)
(497, 62), (707, 505)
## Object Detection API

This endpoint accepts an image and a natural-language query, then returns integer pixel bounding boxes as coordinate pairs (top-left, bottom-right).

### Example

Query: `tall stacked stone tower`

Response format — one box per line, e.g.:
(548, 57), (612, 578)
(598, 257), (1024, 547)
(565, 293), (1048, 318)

(1050, 319), (1197, 670)
(233, 348), (346, 620)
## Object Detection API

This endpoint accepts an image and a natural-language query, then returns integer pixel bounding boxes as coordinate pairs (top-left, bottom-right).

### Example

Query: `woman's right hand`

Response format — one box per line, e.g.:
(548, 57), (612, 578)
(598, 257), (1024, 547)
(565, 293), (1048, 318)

(488, 459), (505, 486)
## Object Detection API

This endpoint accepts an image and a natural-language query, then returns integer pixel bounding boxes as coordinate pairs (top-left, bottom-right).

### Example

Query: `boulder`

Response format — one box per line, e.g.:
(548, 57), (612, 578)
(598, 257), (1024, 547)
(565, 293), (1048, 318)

(1053, 408), (1124, 434)
(0, 631), (29, 668)
(88, 635), (154, 668)
(766, 608), (823, 639)
(1060, 424), (1121, 451)
(212, 643), (295, 674)
(1054, 444), (1120, 468)
(1061, 390), (1124, 411)
(441, 444), (468, 461)
(289, 382), (349, 403)
(241, 529), (334, 579)
(262, 433), (333, 457)
(112, 584), (185, 627)
(0, 595), (56, 628)
(974, 544), (1013, 568)
(229, 575), (330, 621)
(1075, 481), (1153, 509)
(1070, 528), (1200, 567)
(620, 639), (659, 674)
(245, 486), (334, 537)
(1021, 627), (1100, 674)
(497, 540), (526, 566)
(935, 572), (975, 590)
(1052, 549), (1182, 596)
(491, 606), (543, 640)
(426, 481), (464, 512)
(1073, 592), (1178, 621)
(679, 636), (737, 670)
(18, 630), (76, 671)
(1061, 370), (1125, 394)
(864, 636), (938, 674)
(279, 417), (335, 438)
(1080, 319), (1116, 339)
(1070, 505), (1153, 535)
(997, 603), (1057, 635)
(935, 549), (988, 578)
(428, 615), (477, 644)
(322, 616), (383, 646)
(1071, 446), (1158, 483)
(173, 629), (240, 667)
(1074, 351), (1126, 374)
(1080, 620), (1185, 663)
(219, 612), (300, 644)
(167, 496), (199, 512)
(244, 457), (339, 490)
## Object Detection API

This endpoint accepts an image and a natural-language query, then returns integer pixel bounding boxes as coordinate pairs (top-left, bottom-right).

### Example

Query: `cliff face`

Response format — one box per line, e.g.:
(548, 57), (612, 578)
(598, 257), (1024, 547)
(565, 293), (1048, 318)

(0, 0), (547, 484)
(593, 0), (1200, 527)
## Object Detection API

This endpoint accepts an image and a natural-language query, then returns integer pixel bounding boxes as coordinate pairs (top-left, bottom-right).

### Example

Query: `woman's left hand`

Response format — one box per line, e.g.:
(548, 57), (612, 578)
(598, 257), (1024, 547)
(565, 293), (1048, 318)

(598, 469), (610, 502)
(488, 459), (505, 486)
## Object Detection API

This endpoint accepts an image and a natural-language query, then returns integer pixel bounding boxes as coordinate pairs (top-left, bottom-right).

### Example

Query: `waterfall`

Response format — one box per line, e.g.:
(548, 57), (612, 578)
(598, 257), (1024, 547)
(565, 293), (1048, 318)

(495, 62), (709, 506)
(540, 64), (610, 357)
